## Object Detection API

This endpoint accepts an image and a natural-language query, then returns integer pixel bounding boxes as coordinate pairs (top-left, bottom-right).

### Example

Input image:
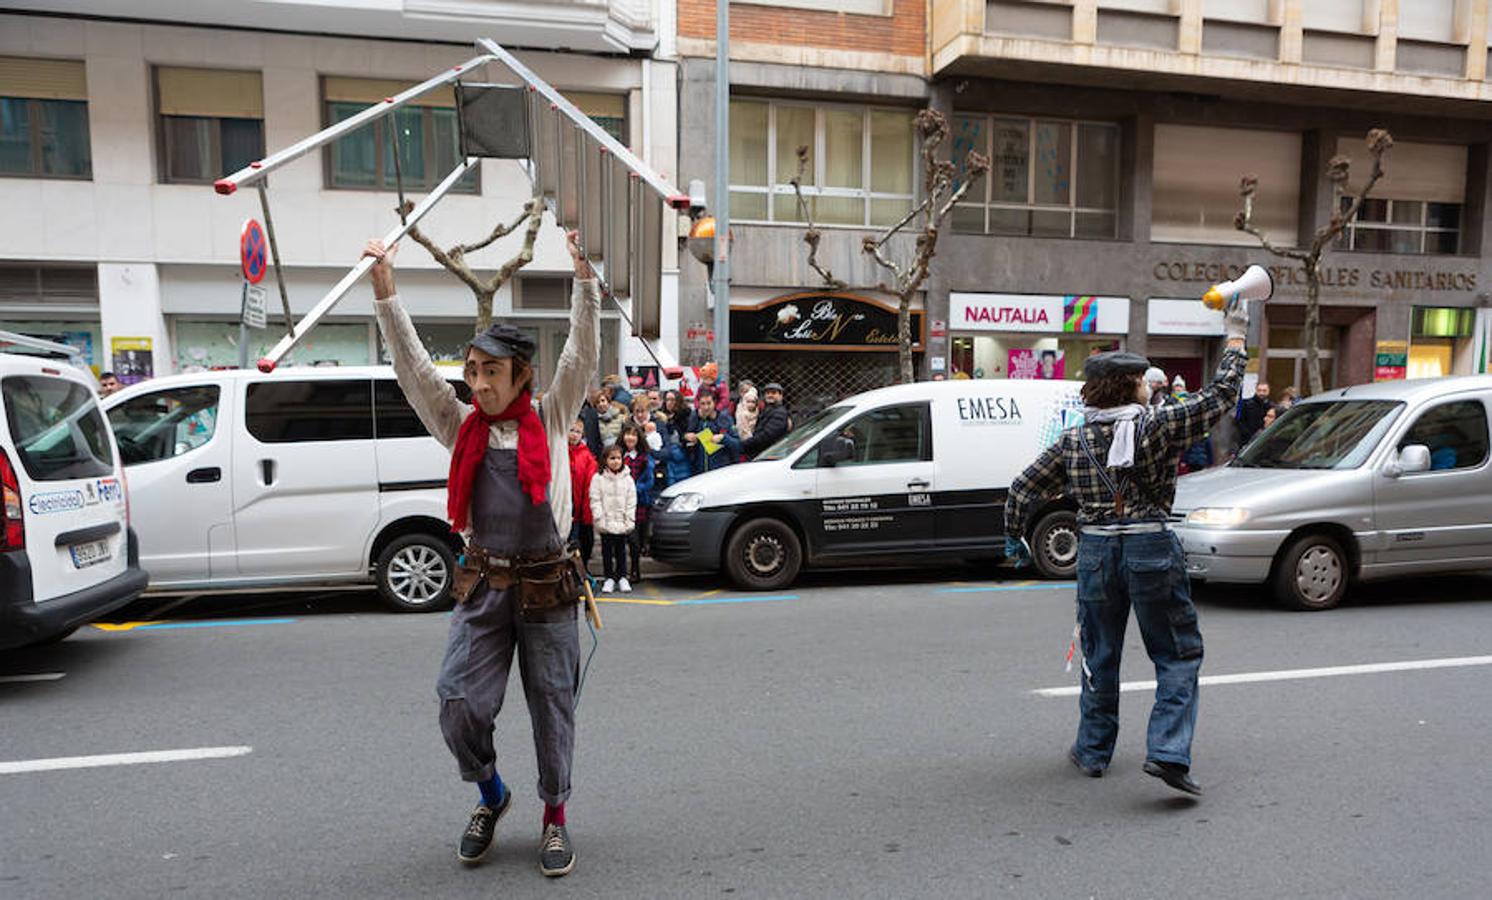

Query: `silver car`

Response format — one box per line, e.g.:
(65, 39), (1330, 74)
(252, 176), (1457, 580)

(1173, 375), (1492, 610)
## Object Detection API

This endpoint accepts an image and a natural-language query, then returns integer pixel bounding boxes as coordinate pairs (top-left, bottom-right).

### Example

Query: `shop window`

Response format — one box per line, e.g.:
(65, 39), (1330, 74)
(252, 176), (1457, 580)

(155, 67), (264, 183)
(1398, 401), (1489, 472)
(323, 77), (477, 193)
(952, 115), (1119, 239)
(174, 320), (371, 370)
(246, 379), (374, 443)
(0, 57), (91, 178)
(727, 99), (916, 227)
(109, 385), (221, 465)
(1153, 124), (1300, 246)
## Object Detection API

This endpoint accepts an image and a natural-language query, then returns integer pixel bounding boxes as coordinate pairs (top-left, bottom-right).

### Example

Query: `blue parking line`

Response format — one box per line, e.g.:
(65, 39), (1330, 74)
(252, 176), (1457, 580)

(134, 618), (297, 631)
(937, 583), (1076, 594)
(674, 594), (799, 606)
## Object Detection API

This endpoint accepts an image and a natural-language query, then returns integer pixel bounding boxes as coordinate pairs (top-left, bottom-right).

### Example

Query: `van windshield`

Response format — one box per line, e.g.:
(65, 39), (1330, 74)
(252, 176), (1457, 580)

(1233, 400), (1403, 470)
(754, 405), (851, 462)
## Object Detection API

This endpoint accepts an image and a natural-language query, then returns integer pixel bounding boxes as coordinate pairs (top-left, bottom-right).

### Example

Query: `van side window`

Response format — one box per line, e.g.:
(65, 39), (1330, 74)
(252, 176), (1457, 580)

(108, 385), (220, 465)
(374, 380), (470, 439)
(1, 375), (114, 481)
(246, 380), (373, 443)
(824, 403), (931, 466)
(1398, 400), (1489, 471)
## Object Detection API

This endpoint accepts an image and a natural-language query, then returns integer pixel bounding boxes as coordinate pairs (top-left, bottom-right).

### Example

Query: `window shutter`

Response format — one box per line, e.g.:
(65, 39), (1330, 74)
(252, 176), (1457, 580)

(323, 76), (454, 108)
(0, 56), (86, 101)
(157, 67), (263, 118)
(1334, 138), (1467, 204)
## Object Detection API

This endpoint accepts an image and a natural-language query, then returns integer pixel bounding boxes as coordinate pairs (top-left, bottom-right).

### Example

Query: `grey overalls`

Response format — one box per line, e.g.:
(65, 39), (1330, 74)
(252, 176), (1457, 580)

(436, 446), (580, 805)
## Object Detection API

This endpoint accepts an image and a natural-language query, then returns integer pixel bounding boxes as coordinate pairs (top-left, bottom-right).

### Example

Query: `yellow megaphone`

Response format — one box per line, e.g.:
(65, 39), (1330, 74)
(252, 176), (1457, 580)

(1202, 264), (1274, 310)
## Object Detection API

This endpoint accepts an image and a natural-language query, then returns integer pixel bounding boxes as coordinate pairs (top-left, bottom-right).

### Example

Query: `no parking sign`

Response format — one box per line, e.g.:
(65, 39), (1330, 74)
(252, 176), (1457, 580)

(241, 219), (267, 284)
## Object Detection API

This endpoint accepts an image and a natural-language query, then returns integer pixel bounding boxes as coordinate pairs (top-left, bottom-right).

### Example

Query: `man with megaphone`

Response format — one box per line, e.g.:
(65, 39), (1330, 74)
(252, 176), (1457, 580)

(1002, 270), (1262, 797)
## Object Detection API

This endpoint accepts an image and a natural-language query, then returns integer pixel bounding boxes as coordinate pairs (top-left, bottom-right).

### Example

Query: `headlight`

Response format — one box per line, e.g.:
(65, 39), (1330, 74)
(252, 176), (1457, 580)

(1185, 507), (1250, 526)
(669, 493), (705, 513)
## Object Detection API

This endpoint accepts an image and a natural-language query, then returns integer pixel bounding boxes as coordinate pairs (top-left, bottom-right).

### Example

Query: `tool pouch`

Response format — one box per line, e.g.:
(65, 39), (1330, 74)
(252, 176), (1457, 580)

(452, 555), (485, 604)
(516, 556), (582, 613)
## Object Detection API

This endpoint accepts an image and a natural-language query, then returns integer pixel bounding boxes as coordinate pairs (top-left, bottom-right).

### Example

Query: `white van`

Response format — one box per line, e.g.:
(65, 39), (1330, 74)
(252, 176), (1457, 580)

(651, 378), (1086, 590)
(1, 351), (148, 648)
(103, 366), (465, 612)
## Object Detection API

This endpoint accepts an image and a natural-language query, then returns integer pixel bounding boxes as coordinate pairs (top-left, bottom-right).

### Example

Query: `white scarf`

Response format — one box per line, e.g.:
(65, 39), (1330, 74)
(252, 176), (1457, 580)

(1083, 403), (1146, 469)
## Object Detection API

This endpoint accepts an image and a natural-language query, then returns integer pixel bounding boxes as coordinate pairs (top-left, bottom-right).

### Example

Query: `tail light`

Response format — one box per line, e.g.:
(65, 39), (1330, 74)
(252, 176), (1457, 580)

(0, 448), (22, 550)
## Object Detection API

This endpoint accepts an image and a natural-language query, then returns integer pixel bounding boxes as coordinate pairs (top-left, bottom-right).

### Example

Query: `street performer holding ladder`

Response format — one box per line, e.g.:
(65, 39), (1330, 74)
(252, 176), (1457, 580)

(363, 229), (597, 877)
(1003, 267), (1264, 796)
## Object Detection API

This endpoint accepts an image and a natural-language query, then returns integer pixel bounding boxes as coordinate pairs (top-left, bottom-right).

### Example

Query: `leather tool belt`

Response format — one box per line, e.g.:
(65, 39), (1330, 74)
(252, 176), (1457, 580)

(453, 544), (583, 612)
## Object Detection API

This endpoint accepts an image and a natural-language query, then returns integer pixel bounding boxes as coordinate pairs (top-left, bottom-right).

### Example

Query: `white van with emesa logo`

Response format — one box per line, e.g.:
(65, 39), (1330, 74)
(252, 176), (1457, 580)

(1, 345), (148, 648)
(651, 378), (1085, 590)
(103, 366), (468, 612)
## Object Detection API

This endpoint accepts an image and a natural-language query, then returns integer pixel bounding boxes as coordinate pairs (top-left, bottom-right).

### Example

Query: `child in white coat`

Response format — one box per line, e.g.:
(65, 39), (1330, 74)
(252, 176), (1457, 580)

(589, 445), (638, 593)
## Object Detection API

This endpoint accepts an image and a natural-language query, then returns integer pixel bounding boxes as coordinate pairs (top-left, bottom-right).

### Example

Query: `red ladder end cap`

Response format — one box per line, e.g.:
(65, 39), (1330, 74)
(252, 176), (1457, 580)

(250, 161), (263, 169)
(213, 179), (238, 195)
(668, 194), (692, 209)
(663, 367), (685, 380)
(256, 357), (277, 373)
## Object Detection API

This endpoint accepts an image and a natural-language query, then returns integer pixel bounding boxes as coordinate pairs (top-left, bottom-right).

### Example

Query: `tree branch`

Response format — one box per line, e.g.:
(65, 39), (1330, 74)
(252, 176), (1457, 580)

(458, 197), (542, 256)
(789, 145), (847, 290)
(401, 202), (489, 296)
(481, 204), (544, 295)
(1234, 188), (1311, 262)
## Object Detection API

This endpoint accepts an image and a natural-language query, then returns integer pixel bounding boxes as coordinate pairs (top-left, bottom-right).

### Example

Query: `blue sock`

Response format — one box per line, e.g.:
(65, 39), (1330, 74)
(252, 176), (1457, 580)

(478, 774), (507, 809)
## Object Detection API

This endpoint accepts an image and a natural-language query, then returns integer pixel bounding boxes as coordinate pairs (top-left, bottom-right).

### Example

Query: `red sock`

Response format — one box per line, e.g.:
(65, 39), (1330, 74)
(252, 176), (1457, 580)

(544, 803), (566, 827)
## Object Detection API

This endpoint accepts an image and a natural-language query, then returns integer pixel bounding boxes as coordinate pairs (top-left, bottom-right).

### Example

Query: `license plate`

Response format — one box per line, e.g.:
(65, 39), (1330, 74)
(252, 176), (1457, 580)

(69, 539), (111, 569)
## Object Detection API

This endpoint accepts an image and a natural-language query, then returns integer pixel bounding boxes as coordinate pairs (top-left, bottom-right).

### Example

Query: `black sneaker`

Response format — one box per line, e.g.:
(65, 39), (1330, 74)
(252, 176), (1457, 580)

(539, 824), (576, 877)
(457, 790), (511, 865)
(1143, 759), (1202, 796)
(1068, 747), (1103, 778)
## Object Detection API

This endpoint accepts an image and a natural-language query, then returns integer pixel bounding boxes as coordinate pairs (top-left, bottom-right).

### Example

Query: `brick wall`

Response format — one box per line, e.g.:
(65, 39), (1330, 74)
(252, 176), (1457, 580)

(678, 0), (924, 58)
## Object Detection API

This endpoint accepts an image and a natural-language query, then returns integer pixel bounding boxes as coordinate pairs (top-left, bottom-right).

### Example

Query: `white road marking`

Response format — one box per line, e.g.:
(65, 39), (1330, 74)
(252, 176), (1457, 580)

(0, 672), (66, 684)
(0, 746), (253, 775)
(1031, 654), (1492, 697)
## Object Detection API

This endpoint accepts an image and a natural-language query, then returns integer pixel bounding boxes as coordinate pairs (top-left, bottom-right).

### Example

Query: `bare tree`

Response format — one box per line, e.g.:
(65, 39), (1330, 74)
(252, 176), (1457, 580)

(791, 109), (989, 383)
(399, 197), (545, 333)
(1235, 129), (1393, 395)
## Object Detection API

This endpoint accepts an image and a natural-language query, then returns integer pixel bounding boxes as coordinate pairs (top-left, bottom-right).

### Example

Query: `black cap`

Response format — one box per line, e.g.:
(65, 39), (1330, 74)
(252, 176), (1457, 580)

(763, 382), (784, 394)
(1083, 350), (1151, 380)
(468, 323), (536, 362)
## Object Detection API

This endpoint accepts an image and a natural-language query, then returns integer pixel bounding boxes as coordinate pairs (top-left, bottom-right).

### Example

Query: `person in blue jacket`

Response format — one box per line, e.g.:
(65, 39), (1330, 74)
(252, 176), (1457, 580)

(683, 391), (740, 474)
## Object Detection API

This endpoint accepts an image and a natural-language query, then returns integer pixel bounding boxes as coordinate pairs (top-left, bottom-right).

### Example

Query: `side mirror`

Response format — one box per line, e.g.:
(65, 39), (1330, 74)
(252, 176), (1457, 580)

(819, 436), (855, 468)
(1393, 444), (1431, 477)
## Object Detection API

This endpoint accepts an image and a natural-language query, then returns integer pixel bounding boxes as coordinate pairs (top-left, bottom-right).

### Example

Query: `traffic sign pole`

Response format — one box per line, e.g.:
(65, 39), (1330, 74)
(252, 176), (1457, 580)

(238, 281), (250, 370)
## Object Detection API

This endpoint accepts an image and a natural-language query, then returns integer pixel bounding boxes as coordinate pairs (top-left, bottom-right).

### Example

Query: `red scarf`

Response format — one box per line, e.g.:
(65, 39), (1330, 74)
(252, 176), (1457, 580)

(447, 391), (550, 533)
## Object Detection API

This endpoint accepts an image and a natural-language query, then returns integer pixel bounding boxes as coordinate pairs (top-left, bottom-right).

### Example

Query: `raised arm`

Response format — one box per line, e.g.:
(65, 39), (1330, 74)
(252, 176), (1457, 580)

(1152, 346), (1247, 449)
(365, 239), (467, 450)
(541, 231), (601, 438)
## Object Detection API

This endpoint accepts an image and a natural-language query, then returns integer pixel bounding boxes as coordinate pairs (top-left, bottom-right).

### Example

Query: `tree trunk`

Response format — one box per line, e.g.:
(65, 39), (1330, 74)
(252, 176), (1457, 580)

(475, 290), (495, 335)
(1302, 264), (1324, 395)
(897, 293), (914, 383)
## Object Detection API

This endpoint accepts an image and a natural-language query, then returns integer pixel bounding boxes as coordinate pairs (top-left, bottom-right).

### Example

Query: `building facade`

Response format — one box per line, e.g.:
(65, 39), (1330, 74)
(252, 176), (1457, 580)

(677, 0), (1492, 415)
(0, 1), (679, 386)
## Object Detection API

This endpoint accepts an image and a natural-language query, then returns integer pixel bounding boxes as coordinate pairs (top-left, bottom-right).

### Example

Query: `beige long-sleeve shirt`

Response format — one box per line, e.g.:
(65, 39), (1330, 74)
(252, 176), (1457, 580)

(373, 279), (601, 538)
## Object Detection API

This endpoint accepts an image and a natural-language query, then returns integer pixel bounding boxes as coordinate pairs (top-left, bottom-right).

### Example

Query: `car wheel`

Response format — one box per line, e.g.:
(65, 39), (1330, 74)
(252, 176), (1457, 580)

(1031, 510), (1080, 580)
(724, 518), (802, 591)
(1273, 533), (1348, 611)
(376, 534), (456, 613)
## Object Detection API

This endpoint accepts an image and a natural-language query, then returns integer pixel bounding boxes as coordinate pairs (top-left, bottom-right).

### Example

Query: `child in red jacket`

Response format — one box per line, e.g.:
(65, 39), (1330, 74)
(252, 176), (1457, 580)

(567, 419), (599, 573)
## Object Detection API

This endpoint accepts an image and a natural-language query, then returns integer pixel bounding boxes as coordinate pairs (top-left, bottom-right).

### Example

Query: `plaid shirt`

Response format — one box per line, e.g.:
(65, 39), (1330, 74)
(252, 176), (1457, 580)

(1004, 348), (1247, 537)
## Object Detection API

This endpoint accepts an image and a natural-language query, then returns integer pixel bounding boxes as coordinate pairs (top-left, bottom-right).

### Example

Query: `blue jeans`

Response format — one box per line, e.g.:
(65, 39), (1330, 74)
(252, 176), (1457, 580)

(1072, 530), (1203, 770)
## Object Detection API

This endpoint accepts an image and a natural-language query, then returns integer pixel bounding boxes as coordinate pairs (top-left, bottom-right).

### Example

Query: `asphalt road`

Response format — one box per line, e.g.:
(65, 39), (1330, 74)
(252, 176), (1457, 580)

(3, 567), (1490, 899)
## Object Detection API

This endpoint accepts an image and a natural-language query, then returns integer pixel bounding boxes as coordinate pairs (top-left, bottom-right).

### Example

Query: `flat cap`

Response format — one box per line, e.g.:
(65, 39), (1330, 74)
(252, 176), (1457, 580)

(468, 323), (536, 362)
(1084, 350), (1152, 381)
(763, 382), (784, 394)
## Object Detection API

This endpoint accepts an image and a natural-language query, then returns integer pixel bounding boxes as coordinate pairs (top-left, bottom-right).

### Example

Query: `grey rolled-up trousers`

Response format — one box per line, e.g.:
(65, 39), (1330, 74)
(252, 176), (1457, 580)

(436, 583), (580, 805)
